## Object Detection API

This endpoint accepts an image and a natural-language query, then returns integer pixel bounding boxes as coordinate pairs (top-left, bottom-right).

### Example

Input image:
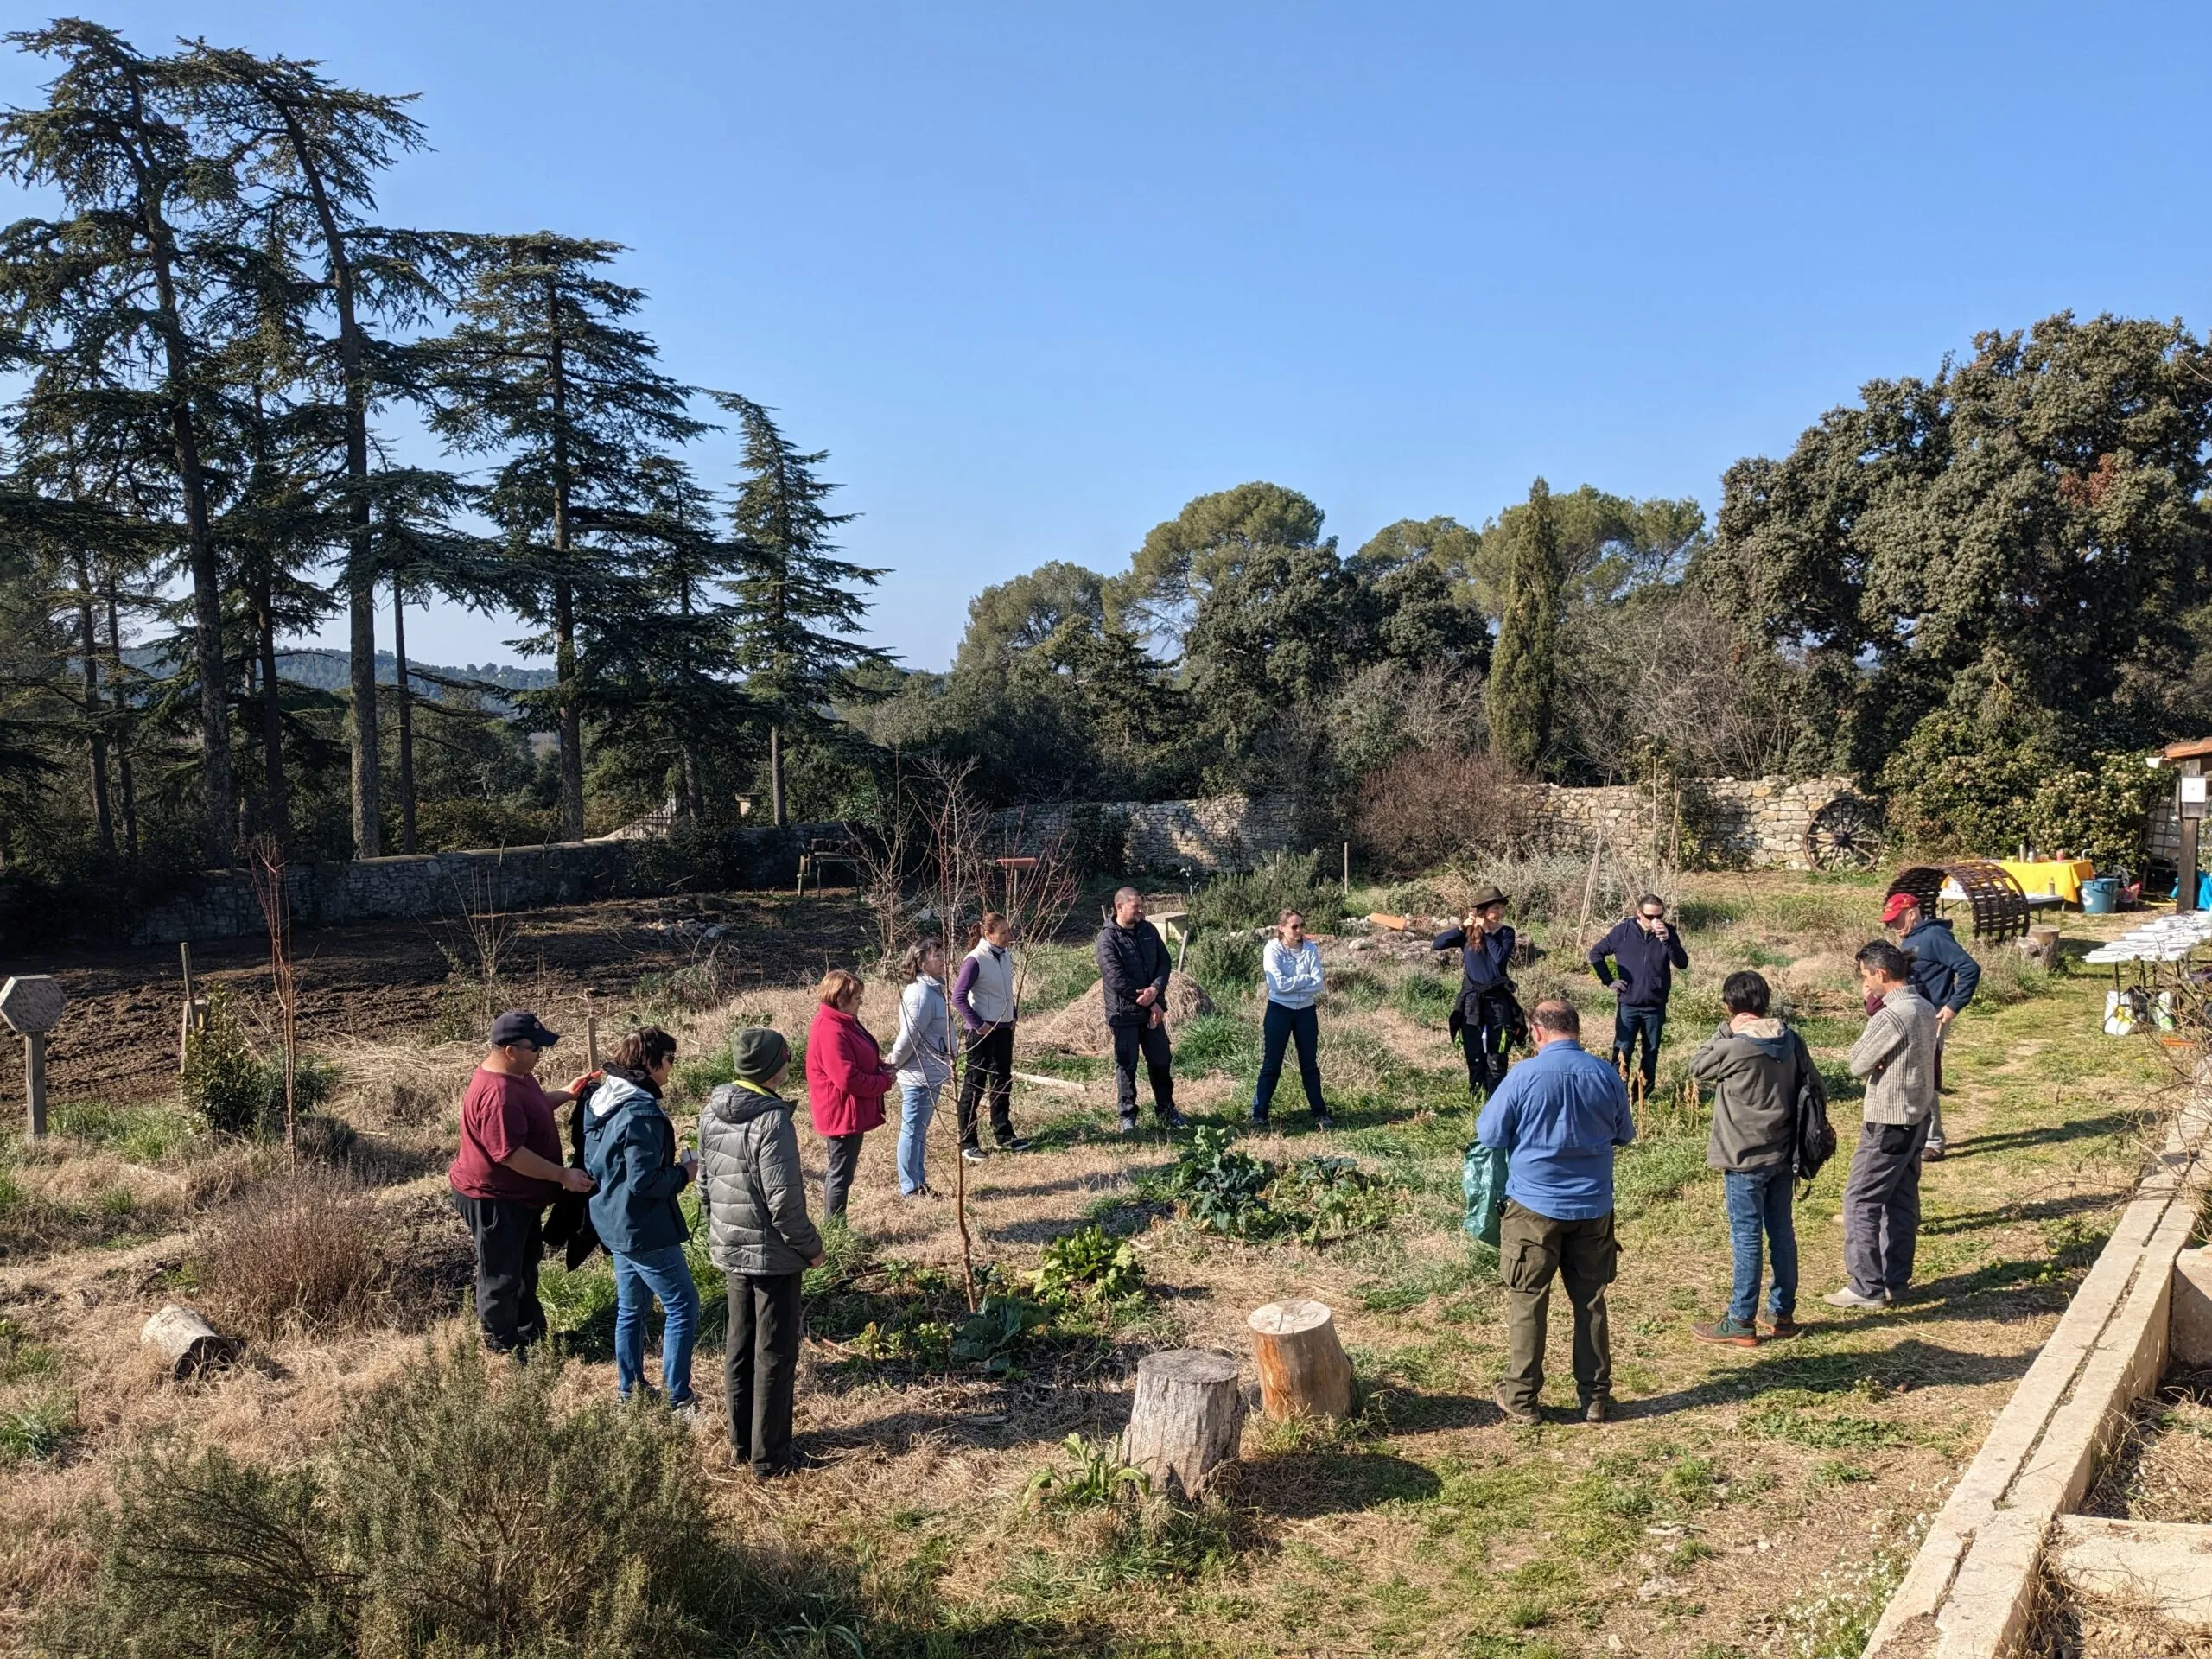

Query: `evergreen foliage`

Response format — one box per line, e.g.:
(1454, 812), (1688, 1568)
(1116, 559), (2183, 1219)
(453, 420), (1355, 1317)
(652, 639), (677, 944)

(1487, 478), (1566, 774)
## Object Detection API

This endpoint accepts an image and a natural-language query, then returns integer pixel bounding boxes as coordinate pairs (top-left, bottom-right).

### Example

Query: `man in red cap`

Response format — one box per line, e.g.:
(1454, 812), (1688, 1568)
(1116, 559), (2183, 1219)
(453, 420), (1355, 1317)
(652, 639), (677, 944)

(1878, 893), (1980, 1160)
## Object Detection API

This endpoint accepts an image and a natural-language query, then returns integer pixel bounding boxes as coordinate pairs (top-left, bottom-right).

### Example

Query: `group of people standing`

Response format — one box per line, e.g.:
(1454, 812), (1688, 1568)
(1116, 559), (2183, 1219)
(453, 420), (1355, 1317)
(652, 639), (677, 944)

(443, 875), (1986, 1457)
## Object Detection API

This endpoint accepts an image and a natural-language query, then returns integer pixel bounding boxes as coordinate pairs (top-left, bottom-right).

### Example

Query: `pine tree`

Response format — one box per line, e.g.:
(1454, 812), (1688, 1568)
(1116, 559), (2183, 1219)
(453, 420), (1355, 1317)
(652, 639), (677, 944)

(181, 42), (459, 861)
(0, 22), (248, 864)
(427, 235), (704, 841)
(1487, 477), (1565, 776)
(720, 397), (887, 826)
(590, 454), (756, 823)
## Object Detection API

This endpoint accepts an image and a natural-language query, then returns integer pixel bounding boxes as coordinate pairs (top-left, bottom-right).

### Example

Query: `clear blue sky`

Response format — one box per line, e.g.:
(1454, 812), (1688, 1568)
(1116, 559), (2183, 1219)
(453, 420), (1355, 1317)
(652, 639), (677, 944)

(7, 2), (2209, 670)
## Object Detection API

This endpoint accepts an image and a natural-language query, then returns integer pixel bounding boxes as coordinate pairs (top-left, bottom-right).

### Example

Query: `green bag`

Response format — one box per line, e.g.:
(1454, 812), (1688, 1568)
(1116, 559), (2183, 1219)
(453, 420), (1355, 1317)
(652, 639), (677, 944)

(1462, 1143), (1508, 1248)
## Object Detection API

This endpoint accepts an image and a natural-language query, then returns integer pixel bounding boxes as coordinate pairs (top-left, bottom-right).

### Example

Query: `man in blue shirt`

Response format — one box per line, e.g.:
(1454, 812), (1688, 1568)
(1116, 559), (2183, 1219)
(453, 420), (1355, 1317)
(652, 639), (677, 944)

(1477, 996), (1637, 1426)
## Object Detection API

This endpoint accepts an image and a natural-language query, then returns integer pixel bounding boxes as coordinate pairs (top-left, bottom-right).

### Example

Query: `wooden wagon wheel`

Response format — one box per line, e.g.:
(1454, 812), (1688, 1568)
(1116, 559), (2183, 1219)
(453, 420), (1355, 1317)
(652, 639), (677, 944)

(1804, 796), (1887, 872)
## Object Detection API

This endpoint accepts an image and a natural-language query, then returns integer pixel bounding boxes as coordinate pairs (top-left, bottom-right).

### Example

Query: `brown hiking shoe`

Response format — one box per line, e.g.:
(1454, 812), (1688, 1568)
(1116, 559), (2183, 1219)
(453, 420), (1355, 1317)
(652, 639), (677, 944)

(1692, 1318), (1759, 1349)
(1760, 1314), (1802, 1339)
(1492, 1383), (1541, 1427)
(1582, 1396), (1614, 1425)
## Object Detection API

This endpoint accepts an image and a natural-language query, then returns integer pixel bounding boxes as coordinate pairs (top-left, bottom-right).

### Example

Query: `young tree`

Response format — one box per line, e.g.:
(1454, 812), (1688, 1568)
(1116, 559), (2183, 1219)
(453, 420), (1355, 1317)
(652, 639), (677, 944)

(0, 22), (245, 863)
(721, 396), (887, 826)
(182, 41), (458, 861)
(428, 235), (704, 841)
(1487, 478), (1566, 776)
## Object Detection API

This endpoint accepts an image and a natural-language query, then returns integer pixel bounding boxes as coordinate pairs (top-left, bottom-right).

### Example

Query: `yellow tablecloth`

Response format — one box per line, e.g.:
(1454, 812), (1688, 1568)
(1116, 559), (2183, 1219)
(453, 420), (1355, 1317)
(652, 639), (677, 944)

(1998, 858), (2097, 904)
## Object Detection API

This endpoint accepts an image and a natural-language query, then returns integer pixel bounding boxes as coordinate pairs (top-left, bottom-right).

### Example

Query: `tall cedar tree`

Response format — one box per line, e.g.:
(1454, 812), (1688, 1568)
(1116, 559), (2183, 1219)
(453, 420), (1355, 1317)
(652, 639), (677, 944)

(720, 396), (887, 826)
(590, 454), (757, 823)
(1487, 477), (1565, 775)
(181, 42), (457, 859)
(0, 22), (245, 863)
(427, 234), (703, 840)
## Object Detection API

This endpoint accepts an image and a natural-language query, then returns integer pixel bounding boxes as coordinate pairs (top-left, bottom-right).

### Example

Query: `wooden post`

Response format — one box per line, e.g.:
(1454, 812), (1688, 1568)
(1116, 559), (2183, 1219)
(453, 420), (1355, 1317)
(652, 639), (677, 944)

(2182, 760), (2203, 913)
(23, 1034), (44, 1140)
(140, 1304), (245, 1379)
(178, 940), (196, 1075)
(1343, 841), (1351, 897)
(1122, 1348), (1244, 1499)
(1247, 1300), (1355, 1421)
(584, 997), (601, 1070)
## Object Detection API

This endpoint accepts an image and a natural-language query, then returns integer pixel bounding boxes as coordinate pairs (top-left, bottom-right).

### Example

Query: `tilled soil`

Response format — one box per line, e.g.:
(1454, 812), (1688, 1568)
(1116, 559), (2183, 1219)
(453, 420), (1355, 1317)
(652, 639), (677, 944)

(8, 891), (871, 1108)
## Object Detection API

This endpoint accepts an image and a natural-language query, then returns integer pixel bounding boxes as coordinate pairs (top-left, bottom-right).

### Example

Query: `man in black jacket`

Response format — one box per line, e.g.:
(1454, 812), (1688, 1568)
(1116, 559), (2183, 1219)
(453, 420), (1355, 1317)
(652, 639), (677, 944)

(1588, 894), (1689, 1098)
(1097, 887), (1186, 1134)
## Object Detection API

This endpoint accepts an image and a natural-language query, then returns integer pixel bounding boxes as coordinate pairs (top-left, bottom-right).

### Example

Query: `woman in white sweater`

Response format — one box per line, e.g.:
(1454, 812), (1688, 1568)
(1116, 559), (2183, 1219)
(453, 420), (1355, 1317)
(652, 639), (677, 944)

(885, 939), (954, 1197)
(1252, 909), (1332, 1129)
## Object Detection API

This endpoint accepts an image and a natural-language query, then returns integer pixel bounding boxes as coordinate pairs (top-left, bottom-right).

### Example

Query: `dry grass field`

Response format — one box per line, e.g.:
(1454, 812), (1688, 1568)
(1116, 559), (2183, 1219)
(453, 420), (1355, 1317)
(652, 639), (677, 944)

(0, 868), (2195, 1657)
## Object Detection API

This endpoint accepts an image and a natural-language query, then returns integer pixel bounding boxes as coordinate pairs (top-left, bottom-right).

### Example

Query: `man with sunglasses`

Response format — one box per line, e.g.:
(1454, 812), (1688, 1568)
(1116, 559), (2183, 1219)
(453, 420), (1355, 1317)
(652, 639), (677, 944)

(448, 1010), (599, 1354)
(1587, 894), (1689, 1098)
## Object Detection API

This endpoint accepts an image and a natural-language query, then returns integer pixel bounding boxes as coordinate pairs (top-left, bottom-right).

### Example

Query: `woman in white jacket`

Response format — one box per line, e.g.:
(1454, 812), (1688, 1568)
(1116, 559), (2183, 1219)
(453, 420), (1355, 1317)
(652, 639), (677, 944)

(885, 939), (954, 1197)
(1252, 909), (1332, 1129)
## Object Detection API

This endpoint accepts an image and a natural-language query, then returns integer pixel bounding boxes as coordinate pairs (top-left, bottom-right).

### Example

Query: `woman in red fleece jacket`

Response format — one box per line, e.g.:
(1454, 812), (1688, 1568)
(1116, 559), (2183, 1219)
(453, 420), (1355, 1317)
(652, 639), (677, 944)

(806, 969), (896, 1217)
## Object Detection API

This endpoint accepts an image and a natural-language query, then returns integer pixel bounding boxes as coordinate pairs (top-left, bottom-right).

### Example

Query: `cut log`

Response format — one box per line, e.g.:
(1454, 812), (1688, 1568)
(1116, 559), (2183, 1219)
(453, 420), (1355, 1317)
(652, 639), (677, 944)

(1247, 1298), (1355, 1421)
(141, 1303), (245, 1379)
(2020, 924), (2061, 967)
(1009, 1069), (1089, 1096)
(1122, 1348), (1244, 1499)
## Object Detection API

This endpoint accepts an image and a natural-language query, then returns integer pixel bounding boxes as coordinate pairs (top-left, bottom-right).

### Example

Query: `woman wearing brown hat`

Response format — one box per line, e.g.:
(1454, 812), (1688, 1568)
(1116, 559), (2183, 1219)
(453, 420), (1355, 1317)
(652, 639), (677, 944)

(1431, 886), (1520, 1100)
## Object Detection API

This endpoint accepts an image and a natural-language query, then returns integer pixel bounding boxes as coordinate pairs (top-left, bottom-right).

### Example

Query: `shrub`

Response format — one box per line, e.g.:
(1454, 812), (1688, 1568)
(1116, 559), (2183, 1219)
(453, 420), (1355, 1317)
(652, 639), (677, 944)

(180, 986), (264, 1138)
(37, 1339), (844, 1659)
(192, 1172), (392, 1340)
(1184, 929), (1262, 1002)
(1351, 747), (1541, 877)
(1186, 851), (1344, 930)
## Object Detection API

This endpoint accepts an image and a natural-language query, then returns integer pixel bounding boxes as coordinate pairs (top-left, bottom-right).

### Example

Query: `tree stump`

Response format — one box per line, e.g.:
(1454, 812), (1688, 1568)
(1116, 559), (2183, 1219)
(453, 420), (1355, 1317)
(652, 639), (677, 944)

(2020, 925), (2061, 968)
(141, 1304), (245, 1380)
(1247, 1299), (1355, 1421)
(1122, 1348), (1244, 1499)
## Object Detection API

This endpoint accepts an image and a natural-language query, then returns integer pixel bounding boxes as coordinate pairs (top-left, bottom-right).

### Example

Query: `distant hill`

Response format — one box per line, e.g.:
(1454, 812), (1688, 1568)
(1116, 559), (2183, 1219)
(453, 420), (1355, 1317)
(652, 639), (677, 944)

(120, 645), (555, 702)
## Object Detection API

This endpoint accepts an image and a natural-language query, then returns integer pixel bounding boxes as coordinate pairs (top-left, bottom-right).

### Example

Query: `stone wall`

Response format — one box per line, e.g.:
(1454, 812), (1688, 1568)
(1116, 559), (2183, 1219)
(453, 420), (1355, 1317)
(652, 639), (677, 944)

(1537, 775), (1860, 871)
(126, 823), (841, 946)
(988, 794), (1303, 876)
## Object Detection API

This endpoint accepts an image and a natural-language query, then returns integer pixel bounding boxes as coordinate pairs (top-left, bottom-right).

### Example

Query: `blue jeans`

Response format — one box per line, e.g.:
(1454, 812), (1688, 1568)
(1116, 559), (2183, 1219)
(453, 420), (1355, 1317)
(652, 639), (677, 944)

(1613, 1001), (1665, 1094)
(1723, 1166), (1797, 1326)
(1253, 1001), (1325, 1119)
(613, 1243), (700, 1404)
(898, 1083), (936, 1194)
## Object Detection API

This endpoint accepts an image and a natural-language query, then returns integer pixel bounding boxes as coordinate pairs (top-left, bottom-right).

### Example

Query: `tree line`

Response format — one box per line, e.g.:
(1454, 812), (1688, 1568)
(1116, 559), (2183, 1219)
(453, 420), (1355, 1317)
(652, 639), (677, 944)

(7, 21), (2211, 923)
(0, 18), (880, 908)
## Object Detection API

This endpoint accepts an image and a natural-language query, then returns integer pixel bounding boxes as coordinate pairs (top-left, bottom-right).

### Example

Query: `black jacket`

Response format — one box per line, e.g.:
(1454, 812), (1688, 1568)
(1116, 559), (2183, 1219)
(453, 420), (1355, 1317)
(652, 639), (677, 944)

(1432, 923), (1516, 1004)
(1097, 918), (1172, 1027)
(1588, 918), (1689, 1008)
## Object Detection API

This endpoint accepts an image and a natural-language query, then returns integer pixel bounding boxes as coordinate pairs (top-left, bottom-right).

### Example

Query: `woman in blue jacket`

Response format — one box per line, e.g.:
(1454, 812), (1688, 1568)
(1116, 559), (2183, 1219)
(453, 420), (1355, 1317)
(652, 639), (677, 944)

(582, 1026), (700, 1408)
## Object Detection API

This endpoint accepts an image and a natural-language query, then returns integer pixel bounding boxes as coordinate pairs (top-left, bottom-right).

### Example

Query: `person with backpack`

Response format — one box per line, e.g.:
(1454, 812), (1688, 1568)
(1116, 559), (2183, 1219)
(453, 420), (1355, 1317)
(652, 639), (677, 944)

(952, 912), (1030, 1161)
(886, 940), (955, 1198)
(1587, 894), (1691, 1098)
(1432, 885), (1519, 1101)
(1827, 940), (1939, 1310)
(1882, 892), (1980, 1160)
(1688, 972), (1824, 1347)
(699, 1027), (826, 1478)
(581, 1026), (700, 1408)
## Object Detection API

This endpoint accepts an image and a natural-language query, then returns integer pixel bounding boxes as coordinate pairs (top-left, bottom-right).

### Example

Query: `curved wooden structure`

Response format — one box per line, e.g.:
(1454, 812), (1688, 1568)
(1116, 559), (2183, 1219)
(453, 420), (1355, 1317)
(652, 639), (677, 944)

(1803, 795), (1888, 872)
(1888, 861), (2032, 944)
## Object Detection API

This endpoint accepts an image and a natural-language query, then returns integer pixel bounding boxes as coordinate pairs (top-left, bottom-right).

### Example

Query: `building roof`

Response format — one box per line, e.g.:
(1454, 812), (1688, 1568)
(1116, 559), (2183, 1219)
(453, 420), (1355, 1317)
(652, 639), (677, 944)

(2163, 737), (2212, 762)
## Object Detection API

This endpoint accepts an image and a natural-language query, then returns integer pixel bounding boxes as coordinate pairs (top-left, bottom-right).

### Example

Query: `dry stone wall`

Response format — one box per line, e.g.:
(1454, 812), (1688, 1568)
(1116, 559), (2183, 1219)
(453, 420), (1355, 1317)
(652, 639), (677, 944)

(1537, 775), (1859, 871)
(989, 794), (1303, 876)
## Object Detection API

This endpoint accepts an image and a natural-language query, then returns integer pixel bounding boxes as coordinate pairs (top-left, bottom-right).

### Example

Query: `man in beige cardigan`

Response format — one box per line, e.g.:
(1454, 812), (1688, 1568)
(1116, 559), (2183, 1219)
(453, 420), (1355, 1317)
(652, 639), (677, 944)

(1826, 939), (1939, 1309)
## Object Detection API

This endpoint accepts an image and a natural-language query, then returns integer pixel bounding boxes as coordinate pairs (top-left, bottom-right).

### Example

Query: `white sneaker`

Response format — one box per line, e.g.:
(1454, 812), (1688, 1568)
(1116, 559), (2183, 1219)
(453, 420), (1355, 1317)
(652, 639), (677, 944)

(1822, 1286), (1889, 1310)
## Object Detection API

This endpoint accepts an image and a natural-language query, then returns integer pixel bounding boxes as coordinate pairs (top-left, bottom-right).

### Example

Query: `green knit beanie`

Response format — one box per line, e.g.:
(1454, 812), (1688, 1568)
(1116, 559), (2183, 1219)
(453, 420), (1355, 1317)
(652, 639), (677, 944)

(731, 1027), (791, 1085)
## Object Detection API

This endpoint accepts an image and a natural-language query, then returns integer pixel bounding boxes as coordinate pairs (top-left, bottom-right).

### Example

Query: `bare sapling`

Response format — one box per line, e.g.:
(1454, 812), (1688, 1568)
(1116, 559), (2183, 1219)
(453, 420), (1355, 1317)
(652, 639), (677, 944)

(247, 836), (299, 1160)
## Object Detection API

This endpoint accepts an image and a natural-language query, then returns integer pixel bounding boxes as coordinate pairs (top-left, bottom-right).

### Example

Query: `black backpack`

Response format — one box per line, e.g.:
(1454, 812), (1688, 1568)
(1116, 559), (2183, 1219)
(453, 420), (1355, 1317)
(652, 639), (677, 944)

(1791, 1033), (1836, 1188)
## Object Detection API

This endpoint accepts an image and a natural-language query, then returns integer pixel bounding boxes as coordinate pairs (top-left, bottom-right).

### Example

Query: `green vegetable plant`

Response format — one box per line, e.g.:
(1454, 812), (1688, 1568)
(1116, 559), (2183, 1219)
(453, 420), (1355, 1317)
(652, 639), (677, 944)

(1026, 1433), (1150, 1512)
(1032, 1225), (1146, 1307)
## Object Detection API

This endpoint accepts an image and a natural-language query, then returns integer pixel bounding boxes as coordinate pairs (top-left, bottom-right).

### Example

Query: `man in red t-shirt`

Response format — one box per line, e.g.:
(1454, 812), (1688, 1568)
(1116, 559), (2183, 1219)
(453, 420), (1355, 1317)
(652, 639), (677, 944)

(449, 1011), (598, 1352)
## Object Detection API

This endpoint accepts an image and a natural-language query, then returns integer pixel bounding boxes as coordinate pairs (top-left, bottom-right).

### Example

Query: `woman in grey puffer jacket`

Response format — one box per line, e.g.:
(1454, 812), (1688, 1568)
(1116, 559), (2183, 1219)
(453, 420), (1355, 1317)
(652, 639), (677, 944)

(698, 1027), (823, 1477)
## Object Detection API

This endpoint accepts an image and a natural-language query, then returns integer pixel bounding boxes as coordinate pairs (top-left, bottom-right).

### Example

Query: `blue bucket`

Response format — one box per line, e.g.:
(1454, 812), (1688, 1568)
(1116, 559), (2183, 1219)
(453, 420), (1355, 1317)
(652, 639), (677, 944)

(2082, 876), (2120, 914)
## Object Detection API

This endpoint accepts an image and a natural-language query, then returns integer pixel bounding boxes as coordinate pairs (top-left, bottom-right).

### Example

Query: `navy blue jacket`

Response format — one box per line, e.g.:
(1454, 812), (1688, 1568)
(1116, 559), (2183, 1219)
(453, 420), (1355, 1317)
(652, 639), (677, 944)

(582, 1066), (693, 1256)
(1900, 917), (1980, 1015)
(1432, 923), (1516, 1004)
(1587, 918), (1690, 1008)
